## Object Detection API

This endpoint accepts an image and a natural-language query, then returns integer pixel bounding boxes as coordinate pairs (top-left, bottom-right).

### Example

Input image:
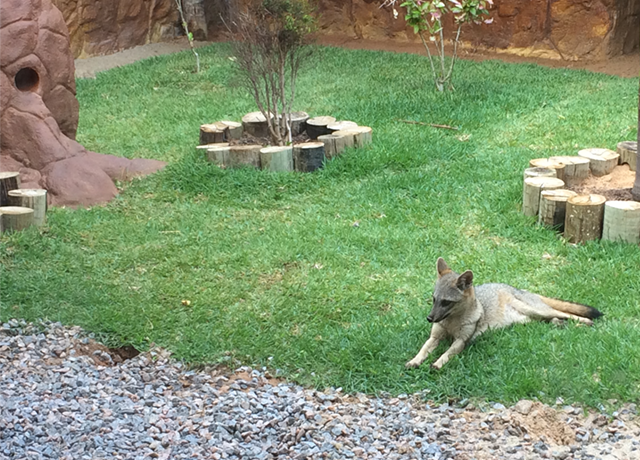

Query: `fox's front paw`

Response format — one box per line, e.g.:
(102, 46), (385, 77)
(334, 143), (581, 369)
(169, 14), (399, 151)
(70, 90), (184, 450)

(430, 361), (443, 370)
(405, 359), (422, 368)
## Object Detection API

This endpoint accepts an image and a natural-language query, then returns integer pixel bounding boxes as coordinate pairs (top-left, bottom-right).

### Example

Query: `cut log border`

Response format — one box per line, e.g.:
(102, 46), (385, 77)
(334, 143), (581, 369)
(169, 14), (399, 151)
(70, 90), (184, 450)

(7, 189), (47, 227)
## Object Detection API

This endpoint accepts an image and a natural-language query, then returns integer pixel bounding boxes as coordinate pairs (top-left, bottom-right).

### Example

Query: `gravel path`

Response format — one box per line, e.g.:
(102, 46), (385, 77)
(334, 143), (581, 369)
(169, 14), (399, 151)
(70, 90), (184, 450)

(1, 320), (638, 460)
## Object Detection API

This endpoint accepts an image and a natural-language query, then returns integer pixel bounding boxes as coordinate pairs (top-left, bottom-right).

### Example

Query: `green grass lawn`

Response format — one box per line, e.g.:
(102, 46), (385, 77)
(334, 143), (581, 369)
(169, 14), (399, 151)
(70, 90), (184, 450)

(1, 43), (639, 407)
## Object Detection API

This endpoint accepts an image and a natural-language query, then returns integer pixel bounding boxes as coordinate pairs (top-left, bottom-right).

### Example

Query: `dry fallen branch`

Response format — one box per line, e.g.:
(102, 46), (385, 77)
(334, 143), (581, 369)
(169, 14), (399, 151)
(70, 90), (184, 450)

(397, 119), (459, 130)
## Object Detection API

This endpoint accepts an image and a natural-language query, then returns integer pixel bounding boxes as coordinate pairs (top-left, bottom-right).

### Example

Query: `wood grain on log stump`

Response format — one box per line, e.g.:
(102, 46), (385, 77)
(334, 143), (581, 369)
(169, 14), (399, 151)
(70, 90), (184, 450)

(578, 148), (619, 176)
(242, 112), (272, 138)
(548, 156), (590, 185)
(206, 145), (231, 167)
(524, 167), (556, 179)
(538, 189), (577, 230)
(306, 116), (336, 140)
(220, 121), (243, 139)
(529, 158), (566, 182)
(317, 133), (353, 158)
(564, 194), (606, 243)
(260, 146), (293, 172)
(7, 189), (47, 227)
(327, 121), (357, 133)
(522, 177), (565, 217)
(333, 126), (373, 148)
(0, 172), (21, 206)
(286, 111), (309, 136)
(196, 142), (229, 150)
(229, 144), (262, 169)
(199, 122), (227, 145)
(0, 206), (34, 233)
(602, 201), (640, 244)
(294, 142), (325, 172)
(617, 141), (637, 172)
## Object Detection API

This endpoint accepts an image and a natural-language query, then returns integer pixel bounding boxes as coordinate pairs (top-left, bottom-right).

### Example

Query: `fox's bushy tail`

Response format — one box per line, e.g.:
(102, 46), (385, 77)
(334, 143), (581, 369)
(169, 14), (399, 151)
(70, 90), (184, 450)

(540, 296), (604, 319)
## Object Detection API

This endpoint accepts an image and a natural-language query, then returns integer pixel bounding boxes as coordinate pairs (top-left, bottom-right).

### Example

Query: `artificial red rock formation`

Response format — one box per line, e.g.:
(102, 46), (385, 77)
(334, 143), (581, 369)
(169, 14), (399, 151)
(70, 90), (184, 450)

(0, 0), (166, 207)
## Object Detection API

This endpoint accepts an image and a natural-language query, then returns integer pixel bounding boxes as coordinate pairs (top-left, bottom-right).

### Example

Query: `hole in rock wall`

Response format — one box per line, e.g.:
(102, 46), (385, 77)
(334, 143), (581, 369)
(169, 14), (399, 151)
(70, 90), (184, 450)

(14, 68), (40, 92)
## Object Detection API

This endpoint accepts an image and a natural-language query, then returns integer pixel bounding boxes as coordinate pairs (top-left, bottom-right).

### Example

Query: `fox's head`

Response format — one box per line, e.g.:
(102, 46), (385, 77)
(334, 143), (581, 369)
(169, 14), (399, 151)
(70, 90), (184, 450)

(427, 258), (474, 323)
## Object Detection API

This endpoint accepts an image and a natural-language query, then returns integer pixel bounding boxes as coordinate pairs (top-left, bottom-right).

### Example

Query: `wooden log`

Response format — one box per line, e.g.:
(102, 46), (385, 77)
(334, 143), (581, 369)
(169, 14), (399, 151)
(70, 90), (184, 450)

(206, 145), (231, 167)
(524, 167), (556, 179)
(317, 133), (353, 159)
(522, 177), (565, 217)
(220, 120), (243, 139)
(196, 142), (229, 150)
(7, 189), (47, 227)
(564, 194), (606, 243)
(199, 122), (226, 145)
(578, 148), (619, 176)
(538, 189), (577, 230)
(548, 156), (590, 185)
(0, 172), (21, 206)
(327, 121), (357, 133)
(617, 141), (637, 172)
(333, 126), (373, 148)
(0, 206), (34, 232)
(229, 144), (262, 169)
(602, 201), (640, 244)
(293, 142), (325, 172)
(260, 146), (293, 172)
(242, 111), (272, 138)
(529, 158), (566, 182)
(285, 111), (309, 136)
(306, 116), (336, 140)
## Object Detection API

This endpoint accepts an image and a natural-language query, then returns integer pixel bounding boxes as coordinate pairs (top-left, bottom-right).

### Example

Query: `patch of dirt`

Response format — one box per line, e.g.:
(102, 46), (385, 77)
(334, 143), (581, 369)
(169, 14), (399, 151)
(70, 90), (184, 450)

(73, 338), (140, 366)
(569, 164), (636, 201)
(506, 403), (576, 445)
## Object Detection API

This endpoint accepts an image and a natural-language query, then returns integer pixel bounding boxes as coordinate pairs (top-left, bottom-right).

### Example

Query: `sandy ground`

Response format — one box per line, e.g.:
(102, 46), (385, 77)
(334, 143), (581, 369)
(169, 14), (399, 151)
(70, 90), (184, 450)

(74, 36), (640, 79)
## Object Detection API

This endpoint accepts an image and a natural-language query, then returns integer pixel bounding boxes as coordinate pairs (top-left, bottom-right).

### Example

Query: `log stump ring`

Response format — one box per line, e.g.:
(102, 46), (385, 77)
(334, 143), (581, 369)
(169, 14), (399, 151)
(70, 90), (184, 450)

(617, 141), (637, 172)
(538, 189), (577, 230)
(220, 121), (243, 140)
(524, 167), (556, 179)
(229, 144), (262, 169)
(206, 145), (231, 167)
(578, 148), (619, 177)
(522, 177), (565, 217)
(564, 194), (606, 244)
(242, 112), (272, 139)
(260, 146), (293, 172)
(548, 156), (590, 185)
(286, 111), (310, 137)
(306, 116), (336, 140)
(199, 122), (227, 145)
(294, 142), (325, 172)
(327, 121), (358, 133)
(529, 158), (566, 182)
(0, 206), (34, 233)
(602, 201), (640, 244)
(7, 189), (47, 227)
(0, 172), (21, 207)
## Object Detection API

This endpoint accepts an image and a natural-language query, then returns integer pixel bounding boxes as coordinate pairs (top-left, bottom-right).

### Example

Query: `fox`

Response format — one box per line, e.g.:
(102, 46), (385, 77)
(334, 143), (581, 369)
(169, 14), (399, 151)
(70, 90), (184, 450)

(406, 257), (603, 370)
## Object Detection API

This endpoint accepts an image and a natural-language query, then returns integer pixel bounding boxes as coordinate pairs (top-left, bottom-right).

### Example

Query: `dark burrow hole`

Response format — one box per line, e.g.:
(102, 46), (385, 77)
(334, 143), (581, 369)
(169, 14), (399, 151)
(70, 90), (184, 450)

(109, 345), (141, 361)
(14, 67), (40, 92)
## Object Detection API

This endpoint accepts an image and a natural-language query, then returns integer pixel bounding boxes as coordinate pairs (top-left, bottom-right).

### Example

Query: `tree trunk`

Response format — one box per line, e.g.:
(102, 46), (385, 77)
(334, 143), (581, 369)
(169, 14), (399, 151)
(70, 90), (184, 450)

(0, 206), (34, 233)
(529, 158), (566, 182)
(205, 145), (231, 167)
(260, 146), (293, 172)
(538, 189), (577, 230)
(293, 142), (325, 172)
(0, 172), (21, 206)
(633, 79), (640, 201)
(564, 194), (606, 243)
(333, 127), (373, 148)
(7, 189), (47, 227)
(199, 123), (227, 144)
(306, 116), (336, 140)
(522, 177), (565, 217)
(602, 201), (640, 244)
(317, 133), (354, 159)
(229, 144), (262, 168)
(578, 148), (619, 176)
(548, 156), (590, 185)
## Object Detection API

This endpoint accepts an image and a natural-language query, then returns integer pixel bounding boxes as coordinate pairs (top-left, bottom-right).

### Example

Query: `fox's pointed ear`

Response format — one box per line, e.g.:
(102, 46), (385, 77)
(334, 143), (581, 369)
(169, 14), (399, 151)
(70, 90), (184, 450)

(437, 258), (452, 277)
(456, 270), (473, 291)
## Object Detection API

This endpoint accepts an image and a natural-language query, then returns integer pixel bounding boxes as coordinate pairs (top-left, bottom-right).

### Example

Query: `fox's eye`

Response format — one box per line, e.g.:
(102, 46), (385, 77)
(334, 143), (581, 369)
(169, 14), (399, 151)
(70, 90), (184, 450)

(440, 300), (453, 308)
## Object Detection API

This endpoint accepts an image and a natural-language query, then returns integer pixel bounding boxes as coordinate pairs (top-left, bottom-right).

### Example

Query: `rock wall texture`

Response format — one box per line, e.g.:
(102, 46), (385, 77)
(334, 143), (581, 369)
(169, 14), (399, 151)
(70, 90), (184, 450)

(312, 0), (640, 60)
(51, 0), (180, 58)
(1, 0), (166, 207)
